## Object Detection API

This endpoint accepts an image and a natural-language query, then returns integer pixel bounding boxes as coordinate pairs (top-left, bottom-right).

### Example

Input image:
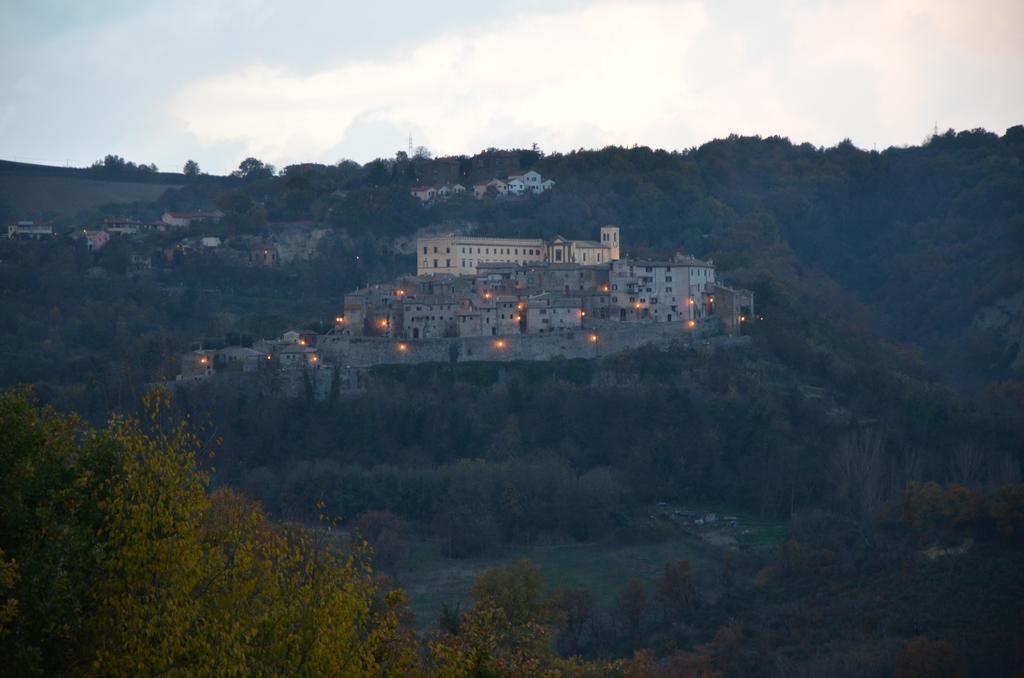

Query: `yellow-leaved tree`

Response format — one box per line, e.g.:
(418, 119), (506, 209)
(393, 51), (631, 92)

(76, 388), (417, 676)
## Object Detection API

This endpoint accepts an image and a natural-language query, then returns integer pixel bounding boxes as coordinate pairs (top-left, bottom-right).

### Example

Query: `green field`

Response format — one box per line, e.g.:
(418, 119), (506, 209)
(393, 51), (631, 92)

(395, 531), (740, 630)
(0, 174), (182, 217)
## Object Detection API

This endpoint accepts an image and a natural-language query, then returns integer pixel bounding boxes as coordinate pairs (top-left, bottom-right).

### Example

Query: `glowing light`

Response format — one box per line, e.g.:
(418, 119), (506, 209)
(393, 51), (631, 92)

(483, 291), (493, 300)
(199, 357), (208, 364)
(634, 303), (641, 309)
(601, 285), (609, 293)
(298, 339), (307, 346)
(515, 316), (521, 322)
(396, 289), (405, 297)
(687, 320), (696, 328)
(494, 340), (506, 349)
(589, 334), (598, 343)
(335, 316), (344, 324)
(398, 343), (408, 352)
(517, 303), (525, 310)
(580, 311), (586, 317)
(708, 296), (714, 303)
(379, 319), (388, 328)
(266, 355), (273, 360)
(311, 355), (318, 362)
(739, 315), (747, 322)
(688, 298), (694, 305)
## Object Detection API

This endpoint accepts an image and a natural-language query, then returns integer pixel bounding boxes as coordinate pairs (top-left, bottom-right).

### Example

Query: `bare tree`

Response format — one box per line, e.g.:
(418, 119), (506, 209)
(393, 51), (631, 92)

(948, 443), (986, 489)
(830, 427), (887, 521)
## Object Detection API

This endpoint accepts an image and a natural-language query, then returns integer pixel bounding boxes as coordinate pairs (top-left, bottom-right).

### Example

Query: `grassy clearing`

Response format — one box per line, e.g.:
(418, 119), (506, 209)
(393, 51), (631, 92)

(395, 531), (733, 631)
(0, 175), (181, 216)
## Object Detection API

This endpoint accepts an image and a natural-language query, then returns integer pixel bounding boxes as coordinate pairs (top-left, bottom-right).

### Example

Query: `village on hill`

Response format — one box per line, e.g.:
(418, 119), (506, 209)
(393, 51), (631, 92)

(173, 225), (754, 395)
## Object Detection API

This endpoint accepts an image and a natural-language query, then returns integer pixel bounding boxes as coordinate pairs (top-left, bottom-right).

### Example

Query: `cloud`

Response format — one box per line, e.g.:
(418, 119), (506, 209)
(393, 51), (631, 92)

(5, 0), (1022, 170)
(170, 2), (710, 164)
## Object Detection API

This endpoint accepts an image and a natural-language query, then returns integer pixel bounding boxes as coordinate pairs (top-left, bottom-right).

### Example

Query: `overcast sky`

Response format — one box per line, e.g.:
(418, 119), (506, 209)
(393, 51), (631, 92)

(2, 0), (1021, 174)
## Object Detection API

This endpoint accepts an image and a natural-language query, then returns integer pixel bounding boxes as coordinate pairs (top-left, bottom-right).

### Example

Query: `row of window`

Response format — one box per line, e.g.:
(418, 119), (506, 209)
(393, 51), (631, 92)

(460, 246), (540, 255)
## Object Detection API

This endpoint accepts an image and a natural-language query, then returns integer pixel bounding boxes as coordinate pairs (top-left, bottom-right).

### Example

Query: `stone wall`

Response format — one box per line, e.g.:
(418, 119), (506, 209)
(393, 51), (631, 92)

(317, 320), (725, 367)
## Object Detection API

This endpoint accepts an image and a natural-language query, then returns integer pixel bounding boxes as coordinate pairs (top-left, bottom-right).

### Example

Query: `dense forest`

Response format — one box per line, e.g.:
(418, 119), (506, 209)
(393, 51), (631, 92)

(1, 128), (1023, 674)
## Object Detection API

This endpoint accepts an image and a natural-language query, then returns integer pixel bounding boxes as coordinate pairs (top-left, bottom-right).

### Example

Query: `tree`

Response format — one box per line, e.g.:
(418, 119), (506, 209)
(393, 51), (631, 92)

(469, 559), (548, 627)
(894, 637), (967, 678)
(183, 159), (201, 176)
(654, 560), (698, 620)
(233, 157), (275, 181)
(547, 586), (593, 655)
(619, 578), (646, 637)
(349, 510), (410, 572)
(0, 387), (419, 675)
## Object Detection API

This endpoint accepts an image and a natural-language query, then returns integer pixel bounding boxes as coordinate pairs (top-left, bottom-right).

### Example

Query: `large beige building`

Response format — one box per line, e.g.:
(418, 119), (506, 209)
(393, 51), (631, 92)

(418, 226), (620, 276)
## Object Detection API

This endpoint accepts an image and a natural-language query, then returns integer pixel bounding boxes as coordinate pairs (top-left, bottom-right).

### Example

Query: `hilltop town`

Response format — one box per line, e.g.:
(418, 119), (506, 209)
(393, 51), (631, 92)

(175, 226), (754, 392)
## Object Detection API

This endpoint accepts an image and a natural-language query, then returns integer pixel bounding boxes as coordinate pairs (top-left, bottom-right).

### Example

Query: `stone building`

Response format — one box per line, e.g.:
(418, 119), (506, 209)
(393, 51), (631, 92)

(708, 283), (755, 333)
(417, 226), (620, 276)
(609, 256), (715, 323)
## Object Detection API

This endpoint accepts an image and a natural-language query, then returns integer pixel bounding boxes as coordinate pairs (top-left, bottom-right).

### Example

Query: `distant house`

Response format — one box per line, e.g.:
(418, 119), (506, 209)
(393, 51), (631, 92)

(506, 177), (526, 195)
(508, 170), (543, 193)
(540, 178), (555, 192)
(216, 346), (261, 372)
(277, 344), (322, 368)
(82, 230), (110, 251)
(473, 179), (508, 199)
(103, 218), (143, 235)
(161, 210), (224, 228)
(128, 253), (151, 274)
(200, 236), (222, 249)
(249, 244), (279, 267)
(7, 220), (53, 239)
(178, 350), (214, 380)
(411, 186), (437, 202)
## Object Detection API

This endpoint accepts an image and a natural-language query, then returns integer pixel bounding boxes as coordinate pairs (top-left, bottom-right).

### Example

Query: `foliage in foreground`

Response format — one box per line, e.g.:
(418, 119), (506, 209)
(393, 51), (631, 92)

(0, 387), (416, 676)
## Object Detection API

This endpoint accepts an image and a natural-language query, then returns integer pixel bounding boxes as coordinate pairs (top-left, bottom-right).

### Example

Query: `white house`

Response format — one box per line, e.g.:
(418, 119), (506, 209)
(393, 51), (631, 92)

(540, 179), (555, 192)
(161, 211), (223, 228)
(7, 221), (53, 239)
(506, 177), (526, 195)
(509, 170), (543, 193)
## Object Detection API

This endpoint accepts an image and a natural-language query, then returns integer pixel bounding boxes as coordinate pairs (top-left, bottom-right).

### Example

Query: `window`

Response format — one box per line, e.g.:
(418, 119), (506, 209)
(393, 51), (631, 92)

(446, 259), (451, 267)
(433, 259), (438, 267)
(433, 246), (438, 253)
(423, 246), (427, 254)
(666, 276), (673, 282)
(446, 247), (450, 254)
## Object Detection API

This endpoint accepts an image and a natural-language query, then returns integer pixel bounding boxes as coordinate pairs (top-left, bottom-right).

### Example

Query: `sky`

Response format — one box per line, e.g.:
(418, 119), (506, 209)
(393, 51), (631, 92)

(1, 0), (1022, 175)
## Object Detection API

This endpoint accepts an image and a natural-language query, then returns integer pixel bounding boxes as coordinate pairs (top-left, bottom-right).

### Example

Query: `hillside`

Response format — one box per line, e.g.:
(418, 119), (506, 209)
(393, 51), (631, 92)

(1, 134), (1023, 676)
(0, 174), (183, 218)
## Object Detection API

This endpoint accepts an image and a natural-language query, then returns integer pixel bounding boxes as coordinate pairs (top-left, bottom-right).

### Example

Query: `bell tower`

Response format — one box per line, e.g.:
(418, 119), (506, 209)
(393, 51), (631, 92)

(600, 225), (620, 260)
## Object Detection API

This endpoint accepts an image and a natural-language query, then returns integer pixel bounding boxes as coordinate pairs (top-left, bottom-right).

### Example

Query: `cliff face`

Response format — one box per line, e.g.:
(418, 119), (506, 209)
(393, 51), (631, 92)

(971, 291), (1024, 375)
